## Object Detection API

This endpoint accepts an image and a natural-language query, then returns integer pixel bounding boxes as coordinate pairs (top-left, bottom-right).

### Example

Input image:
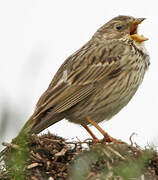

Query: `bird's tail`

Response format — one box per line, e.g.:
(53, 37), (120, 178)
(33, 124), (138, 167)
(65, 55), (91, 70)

(19, 112), (65, 135)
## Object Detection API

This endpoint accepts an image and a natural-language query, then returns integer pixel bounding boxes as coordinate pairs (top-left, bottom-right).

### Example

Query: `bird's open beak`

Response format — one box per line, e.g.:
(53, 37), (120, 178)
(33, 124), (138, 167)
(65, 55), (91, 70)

(130, 18), (148, 42)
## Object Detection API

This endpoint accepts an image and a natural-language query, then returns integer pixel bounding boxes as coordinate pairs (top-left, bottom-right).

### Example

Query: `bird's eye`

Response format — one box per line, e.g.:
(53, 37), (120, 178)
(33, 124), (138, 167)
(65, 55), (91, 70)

(115, 24), (122, 30)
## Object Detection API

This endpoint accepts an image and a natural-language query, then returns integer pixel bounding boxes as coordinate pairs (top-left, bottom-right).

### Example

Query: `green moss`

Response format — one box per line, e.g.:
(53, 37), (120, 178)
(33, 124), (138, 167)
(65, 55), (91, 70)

(112, 150), (153, 179)
(5, 130), (31, 180)
(69, 144), (154, 180)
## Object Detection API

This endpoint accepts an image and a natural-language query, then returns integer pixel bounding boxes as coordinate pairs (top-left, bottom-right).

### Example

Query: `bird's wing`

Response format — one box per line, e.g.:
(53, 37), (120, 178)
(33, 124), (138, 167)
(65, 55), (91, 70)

(33, 41), (126, 118)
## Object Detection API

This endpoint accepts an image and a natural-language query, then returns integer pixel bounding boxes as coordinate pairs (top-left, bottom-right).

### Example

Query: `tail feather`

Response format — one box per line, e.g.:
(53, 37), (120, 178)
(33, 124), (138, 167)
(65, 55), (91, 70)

(31, 113), (65, 134)
(19, 112), (64, 135)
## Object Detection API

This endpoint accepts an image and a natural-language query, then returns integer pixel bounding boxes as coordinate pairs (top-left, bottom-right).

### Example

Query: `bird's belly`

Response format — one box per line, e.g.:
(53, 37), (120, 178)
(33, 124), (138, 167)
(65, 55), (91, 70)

(65, 86), (137, 125)
(90, 86), (138, 123)
(66, 86), (134, 125)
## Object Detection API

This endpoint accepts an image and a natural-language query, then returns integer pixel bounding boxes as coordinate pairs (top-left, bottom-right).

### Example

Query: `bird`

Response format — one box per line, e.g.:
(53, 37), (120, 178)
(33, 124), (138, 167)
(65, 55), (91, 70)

(21, 15), (150, 143)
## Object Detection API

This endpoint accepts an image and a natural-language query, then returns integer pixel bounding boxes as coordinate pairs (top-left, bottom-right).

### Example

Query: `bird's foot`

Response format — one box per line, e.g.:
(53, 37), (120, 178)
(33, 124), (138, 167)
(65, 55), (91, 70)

(91, 138), (104, 144)
(103, 135), (125, 144)
(86, 118), (125, 144)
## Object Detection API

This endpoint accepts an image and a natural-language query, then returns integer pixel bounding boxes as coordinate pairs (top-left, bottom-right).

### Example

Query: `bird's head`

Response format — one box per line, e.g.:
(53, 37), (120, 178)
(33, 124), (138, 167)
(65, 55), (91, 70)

(94, 15), (148, 43)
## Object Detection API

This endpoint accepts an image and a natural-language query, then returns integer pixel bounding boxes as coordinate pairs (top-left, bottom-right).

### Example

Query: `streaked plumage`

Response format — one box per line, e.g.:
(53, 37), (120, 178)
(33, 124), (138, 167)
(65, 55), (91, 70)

(22, 15), (150, 139)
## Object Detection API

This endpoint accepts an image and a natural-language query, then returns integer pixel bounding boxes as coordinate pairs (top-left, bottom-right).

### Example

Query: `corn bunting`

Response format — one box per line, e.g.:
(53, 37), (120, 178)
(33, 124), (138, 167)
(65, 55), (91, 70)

(22, 15), (150, 142)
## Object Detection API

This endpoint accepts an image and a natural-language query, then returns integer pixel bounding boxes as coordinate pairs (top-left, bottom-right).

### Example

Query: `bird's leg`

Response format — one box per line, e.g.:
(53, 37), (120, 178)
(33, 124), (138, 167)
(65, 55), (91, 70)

(81, 124), (98, 140)
(86, 117), (124, 143)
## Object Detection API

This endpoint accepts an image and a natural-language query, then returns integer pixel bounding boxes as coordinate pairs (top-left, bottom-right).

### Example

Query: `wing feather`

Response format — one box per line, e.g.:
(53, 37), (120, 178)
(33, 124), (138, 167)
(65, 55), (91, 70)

(33, 40), (126, 119)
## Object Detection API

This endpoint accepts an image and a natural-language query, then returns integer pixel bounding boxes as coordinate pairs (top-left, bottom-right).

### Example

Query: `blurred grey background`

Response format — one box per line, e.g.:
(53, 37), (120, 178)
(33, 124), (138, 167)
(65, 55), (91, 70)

(0, 0), (158, 151)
